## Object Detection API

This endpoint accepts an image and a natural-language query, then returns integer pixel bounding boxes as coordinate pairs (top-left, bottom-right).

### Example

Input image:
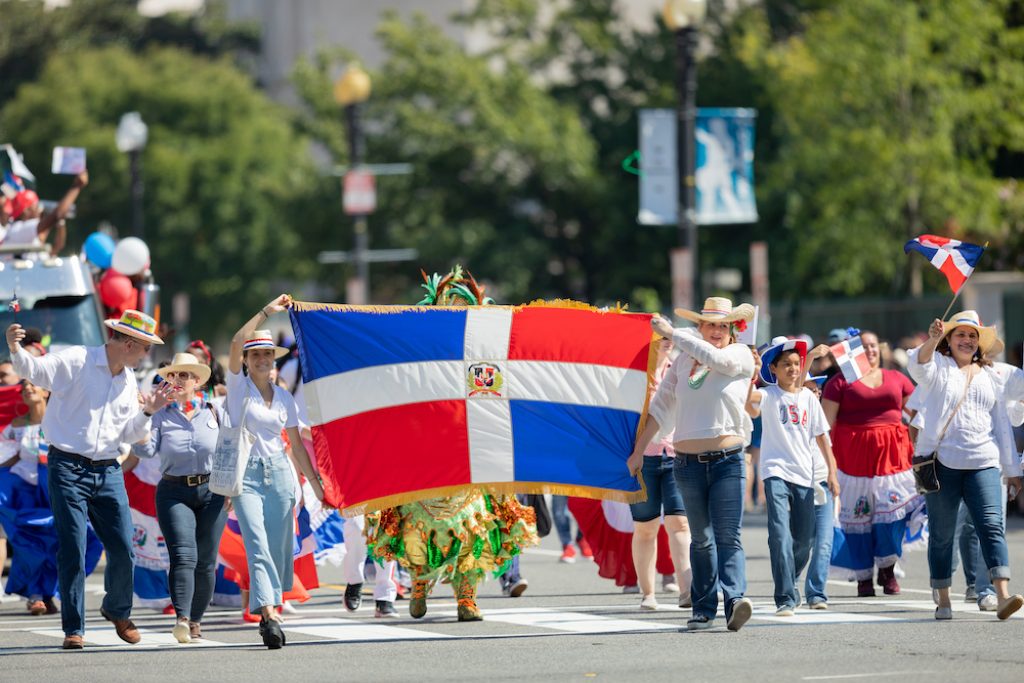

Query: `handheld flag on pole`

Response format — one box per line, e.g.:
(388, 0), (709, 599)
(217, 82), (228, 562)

(904, 234), (988, 319)
(829, 335), (872, 384)
(0, 144), (36, 199)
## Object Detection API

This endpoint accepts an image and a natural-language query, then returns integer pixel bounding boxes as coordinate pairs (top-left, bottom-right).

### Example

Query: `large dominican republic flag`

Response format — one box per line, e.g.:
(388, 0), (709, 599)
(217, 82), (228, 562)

(289, 303), (655, 514)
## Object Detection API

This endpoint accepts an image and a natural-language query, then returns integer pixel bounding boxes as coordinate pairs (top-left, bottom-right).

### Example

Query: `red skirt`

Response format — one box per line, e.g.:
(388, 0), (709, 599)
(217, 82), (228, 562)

(832, 422), (913, 478)
(567, 498), (674, 587)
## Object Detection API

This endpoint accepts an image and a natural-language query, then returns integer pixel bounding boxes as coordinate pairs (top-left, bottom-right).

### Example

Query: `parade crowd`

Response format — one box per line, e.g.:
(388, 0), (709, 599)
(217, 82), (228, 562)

(1, 271), (1024, 648)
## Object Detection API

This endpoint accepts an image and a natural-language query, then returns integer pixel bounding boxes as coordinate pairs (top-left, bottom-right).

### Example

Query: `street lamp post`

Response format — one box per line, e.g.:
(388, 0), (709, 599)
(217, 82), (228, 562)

(334, 65), (372, 304)
(115, 112), (148, 240)
(664, 0), (706, 310)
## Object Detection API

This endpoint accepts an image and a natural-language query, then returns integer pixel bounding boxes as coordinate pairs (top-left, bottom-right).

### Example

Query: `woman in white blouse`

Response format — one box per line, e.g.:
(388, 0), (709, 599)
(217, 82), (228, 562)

(228, 295), (325, 648)
(629, 297), (756, 632)
(910, 311), (1023, 621)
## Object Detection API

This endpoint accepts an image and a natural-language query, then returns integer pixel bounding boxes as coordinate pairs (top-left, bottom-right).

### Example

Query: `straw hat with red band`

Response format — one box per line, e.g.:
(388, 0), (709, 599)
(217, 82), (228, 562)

(675, 296), (756, 326)
(243, 329), (289, 359)
(757, 336), (808, 386)
(941, 310), (999, 356)
(104, 309), (164, 345)
(161, 352), (211, 385)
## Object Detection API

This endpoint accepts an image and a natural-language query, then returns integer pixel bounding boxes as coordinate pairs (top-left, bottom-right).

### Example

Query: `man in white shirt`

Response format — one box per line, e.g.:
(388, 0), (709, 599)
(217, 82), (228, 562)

(5, 310), (172, 650)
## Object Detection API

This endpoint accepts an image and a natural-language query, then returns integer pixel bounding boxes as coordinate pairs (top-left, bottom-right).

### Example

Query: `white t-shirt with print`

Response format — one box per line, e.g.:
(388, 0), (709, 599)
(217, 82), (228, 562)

(758, 385), (830, 488)
(1, 218), (40, 247)
(226, 369), (299, 462)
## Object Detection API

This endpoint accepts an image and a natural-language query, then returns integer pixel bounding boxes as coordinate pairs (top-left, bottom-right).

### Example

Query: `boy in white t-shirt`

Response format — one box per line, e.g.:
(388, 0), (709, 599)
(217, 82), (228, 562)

(747, 337), (840, 616)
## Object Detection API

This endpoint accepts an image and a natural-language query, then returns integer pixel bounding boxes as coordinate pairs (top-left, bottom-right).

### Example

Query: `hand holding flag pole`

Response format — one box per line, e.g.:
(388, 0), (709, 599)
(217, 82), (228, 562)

(903, 234), (987, 319)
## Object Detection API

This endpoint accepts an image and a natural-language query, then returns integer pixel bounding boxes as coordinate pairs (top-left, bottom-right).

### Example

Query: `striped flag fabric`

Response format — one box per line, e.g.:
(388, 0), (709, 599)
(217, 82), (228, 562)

(829, 335), (873, 384)
(289, 302), (655, 514)
(1, 144), (35, 198)
(903, 234), (985, 293)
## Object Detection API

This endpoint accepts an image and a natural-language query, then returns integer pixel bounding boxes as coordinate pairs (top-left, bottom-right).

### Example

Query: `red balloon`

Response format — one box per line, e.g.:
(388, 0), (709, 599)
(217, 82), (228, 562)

(98, 268), (138, 315)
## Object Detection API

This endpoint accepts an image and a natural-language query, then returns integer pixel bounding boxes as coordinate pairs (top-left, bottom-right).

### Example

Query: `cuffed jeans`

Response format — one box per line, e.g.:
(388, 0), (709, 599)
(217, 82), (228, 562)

(232, 453), (297, 612)
(805, 483), (834, 605)
(764, 477), (815, 609)
(155, 479), (228, 622)
(925, 463), (1009, 589)
(48, 449), (135, 637)
(673, 452), (746, 621)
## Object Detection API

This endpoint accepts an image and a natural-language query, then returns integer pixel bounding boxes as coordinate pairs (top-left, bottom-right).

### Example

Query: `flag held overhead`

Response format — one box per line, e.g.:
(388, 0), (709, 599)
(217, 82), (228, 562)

(904, 234), (985, 293)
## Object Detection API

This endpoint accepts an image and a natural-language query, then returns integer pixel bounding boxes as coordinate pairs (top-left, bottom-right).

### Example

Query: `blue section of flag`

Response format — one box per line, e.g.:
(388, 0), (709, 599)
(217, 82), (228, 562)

(904, 237), (984, 267)
(291, 308), (468, 382)
(509, 400), (641, 493)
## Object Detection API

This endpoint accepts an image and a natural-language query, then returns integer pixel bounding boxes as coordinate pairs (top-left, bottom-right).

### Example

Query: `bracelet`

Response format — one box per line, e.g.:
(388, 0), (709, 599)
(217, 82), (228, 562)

(259, 308), (268, 320)
(143, 410), (154, 417)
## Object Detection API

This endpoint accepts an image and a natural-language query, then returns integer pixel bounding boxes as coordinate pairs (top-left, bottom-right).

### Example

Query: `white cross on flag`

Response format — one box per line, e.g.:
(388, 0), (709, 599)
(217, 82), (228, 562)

(829, 335), (873, 384)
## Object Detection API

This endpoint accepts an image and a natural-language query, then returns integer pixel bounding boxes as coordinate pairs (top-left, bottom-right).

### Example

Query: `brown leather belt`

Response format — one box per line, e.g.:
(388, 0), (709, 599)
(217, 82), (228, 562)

(675, 445), (744, 464)
(161, 473), (211, 487)
(50, 447), (119, 468)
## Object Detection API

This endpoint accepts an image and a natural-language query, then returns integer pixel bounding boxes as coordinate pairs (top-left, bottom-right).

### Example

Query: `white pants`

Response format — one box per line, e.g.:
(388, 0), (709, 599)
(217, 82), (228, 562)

(342, 515), (397, 602)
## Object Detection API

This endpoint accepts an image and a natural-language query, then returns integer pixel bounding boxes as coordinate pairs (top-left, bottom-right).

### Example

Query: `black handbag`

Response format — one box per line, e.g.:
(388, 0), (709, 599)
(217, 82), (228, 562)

(523, 493), (553, 538)
(913, 370), (973, 495)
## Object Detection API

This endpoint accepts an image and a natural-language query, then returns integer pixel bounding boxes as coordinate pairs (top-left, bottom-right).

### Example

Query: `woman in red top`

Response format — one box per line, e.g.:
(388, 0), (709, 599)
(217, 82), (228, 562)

(822, 331), (924, 597)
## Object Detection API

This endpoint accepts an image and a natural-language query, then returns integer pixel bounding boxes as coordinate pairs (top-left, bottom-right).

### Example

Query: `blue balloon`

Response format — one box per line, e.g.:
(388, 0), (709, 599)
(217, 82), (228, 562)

(83, 232), (115, 269)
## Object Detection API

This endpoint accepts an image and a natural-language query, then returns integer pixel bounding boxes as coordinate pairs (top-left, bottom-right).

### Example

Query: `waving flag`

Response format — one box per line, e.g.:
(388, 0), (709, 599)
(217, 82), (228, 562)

(829, 335), (873, 384)
(904, 235), (985, 293)
(290, 303), (654, 514)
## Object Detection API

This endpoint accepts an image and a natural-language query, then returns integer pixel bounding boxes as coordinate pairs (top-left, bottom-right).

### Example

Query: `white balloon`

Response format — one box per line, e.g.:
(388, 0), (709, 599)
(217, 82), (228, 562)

(111, 237), (150, 276)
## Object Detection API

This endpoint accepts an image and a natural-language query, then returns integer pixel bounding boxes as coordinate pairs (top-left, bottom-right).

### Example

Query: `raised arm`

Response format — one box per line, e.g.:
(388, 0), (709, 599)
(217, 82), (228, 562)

(6, 324), (68, 390)
(915, 318), (944, 366)
(37, 171), (87, 241)
(229, 294), (292, 375)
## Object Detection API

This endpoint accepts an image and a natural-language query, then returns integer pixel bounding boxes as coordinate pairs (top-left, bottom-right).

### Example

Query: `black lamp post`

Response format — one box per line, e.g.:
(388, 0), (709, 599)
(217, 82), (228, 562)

(664, 0), (706, 308)
(334, 65), (372, 303)
(115, 112), (148, 240)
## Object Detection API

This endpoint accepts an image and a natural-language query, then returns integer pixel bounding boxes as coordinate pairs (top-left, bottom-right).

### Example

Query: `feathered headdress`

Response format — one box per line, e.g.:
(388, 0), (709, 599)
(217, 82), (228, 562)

(417, 265), (495, 306)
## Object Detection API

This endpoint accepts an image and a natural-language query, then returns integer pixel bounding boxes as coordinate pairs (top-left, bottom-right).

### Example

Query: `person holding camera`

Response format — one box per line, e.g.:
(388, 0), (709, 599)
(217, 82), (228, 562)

(909, 311), (1023, 621)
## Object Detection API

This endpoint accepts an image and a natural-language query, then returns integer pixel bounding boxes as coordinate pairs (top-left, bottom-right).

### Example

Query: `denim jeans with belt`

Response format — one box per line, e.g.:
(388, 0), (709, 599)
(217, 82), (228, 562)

(764, 477), (815, 609)
(673, 451), (747, 621)
(925, 463), (1009, 589)
(48, 449), (135, 636)
(155, 479), (228, 622)
(805, 483), (835, 605)
(232, 451), (297, 612)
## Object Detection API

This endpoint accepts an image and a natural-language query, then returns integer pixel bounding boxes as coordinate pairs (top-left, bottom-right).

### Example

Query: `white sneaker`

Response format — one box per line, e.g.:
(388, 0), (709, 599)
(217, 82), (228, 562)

(678, 591), (692, 609)
(662, 576), (680, 593)
(978, 595), (998, 612)
(808, 600), (828, 610)
(775, 606), (795, 617)
(172, 620), (191, 644)
(640, 595), (659, 611)
(935, 606), (953, 620)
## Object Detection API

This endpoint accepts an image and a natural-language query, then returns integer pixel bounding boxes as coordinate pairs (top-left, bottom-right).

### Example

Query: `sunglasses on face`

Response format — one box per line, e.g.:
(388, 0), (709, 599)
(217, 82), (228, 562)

(164, 371), (197, 381)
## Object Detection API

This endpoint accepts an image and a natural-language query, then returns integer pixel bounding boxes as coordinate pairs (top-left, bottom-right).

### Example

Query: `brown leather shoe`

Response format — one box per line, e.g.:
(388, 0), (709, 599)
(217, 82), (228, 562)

(189, 621), (202, 639)
(100, 608), (141, 644)
(62, 635), (84, 650)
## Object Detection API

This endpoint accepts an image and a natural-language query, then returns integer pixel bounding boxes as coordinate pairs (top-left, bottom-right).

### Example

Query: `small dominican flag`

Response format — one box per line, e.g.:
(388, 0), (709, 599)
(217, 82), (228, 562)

(903, 234), (985, 293)
(289, 303), (654, 514)
(829, 335), (873, 384)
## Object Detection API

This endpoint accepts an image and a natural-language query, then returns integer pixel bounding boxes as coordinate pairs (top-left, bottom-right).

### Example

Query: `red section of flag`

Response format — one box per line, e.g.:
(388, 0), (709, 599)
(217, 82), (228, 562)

(0, 385), (27, 433)
(508, 308), (652, 370)
(124, 470), (157, 517)
(568, 498), (675, 587)
(312, 400), (471, 509)
(939, 259), (968, 291)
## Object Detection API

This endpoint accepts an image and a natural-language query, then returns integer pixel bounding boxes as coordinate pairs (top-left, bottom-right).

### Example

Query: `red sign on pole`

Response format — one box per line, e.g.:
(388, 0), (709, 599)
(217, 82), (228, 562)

(343, 170), (376, 215)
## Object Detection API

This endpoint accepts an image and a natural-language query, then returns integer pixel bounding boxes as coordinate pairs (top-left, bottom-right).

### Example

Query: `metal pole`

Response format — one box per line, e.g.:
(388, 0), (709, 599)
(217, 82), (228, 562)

(345, 102), (369, 303)
(130, 148), (144, 239)
(675, 26), (699, 305)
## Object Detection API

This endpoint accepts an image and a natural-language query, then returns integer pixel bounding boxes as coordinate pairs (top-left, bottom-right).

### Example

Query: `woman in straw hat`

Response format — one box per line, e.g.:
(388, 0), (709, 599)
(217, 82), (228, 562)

(132, 352), (227, 643)
(909, 311), (1024, 620)
(629, 296), (757, 632)
(227, 294), (325, 649)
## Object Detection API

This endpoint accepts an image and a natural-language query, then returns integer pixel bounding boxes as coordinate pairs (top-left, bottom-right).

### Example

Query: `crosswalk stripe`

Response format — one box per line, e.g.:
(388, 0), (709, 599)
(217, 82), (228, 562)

(28, 626), (225, 648)
(431, 607), (679, 633)
(282, 617), (454, 641)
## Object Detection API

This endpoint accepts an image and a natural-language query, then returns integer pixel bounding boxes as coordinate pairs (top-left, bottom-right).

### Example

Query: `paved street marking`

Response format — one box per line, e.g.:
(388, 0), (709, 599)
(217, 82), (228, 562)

(802, 673), (937, 681)
(282, 617), (455, 641)
(28, 626), (224, 648)
(432, 606), (679, 633)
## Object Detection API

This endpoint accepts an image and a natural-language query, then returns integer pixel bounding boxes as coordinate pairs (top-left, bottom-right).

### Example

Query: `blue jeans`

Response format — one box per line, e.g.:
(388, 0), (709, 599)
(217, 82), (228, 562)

(550, 495), (582, 547)
(925, 463), (1009, 589)
(156, 480), (228, 622)
(764, 477), (815, 608)
(805, 483), (834, 604)
(957, 502), (996, 599)
(630, 455), (686, 522)
(232, 452), (297, 612)
(48, 449), (135, 636)
(673, 452), (746, 621)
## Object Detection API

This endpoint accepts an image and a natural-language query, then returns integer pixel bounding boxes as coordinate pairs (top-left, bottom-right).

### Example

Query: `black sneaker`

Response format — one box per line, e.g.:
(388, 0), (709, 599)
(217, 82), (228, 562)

(686, 614), (713, 631)
(259, 617), (284, 649)
(344, 583), (363, 612)
(375, 600), (398, 618)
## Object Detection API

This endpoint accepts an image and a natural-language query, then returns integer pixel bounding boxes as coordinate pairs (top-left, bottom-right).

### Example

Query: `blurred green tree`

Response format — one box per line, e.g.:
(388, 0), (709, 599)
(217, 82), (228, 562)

(0, 45), (313, 340)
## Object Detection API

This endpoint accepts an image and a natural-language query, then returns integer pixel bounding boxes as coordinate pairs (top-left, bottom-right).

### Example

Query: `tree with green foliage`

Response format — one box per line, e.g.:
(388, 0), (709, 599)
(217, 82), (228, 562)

(0, 45), (314, 339)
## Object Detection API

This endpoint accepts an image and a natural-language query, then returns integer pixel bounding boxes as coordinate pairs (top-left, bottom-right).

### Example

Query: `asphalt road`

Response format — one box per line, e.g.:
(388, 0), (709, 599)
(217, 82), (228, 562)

(2, 512), (1023, 683)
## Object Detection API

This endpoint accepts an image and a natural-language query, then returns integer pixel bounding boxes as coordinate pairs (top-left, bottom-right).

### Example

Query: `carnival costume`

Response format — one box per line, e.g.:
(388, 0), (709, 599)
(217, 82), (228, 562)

(369, 267), (539, 621)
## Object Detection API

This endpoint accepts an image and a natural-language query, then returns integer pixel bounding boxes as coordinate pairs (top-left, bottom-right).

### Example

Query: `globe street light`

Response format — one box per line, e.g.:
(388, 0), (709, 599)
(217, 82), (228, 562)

(334, 65), (372, 303)
(664, 0), (706, 309)
(115, 112), (148, 239)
